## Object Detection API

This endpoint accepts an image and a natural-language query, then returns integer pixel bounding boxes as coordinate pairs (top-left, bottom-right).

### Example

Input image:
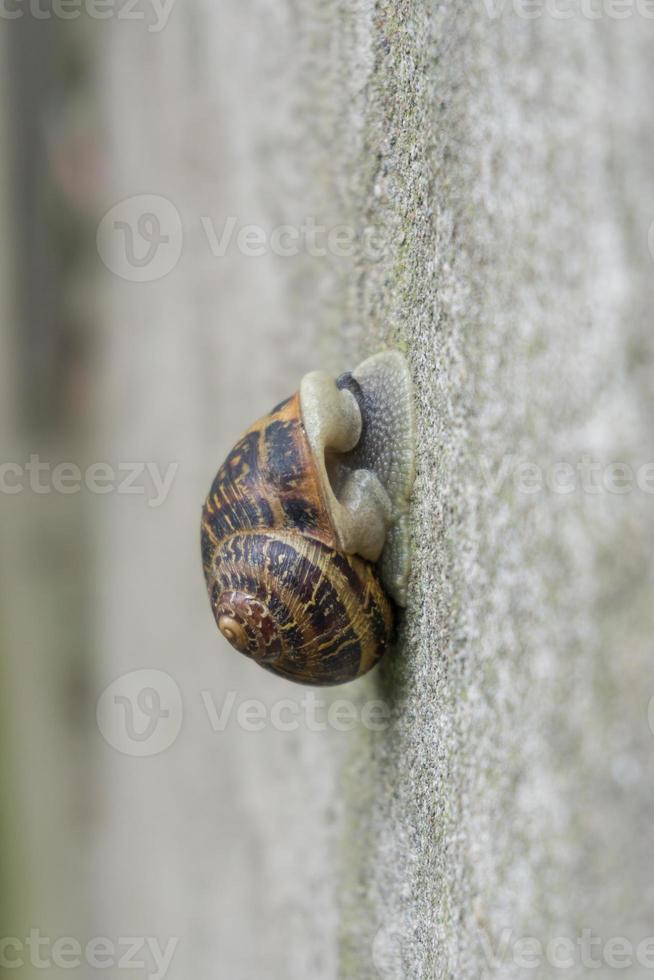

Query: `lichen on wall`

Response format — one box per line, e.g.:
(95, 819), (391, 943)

(317, 3), (654, 978)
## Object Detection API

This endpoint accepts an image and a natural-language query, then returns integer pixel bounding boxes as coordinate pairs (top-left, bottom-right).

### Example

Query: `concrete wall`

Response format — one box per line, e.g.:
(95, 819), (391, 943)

(93, 3), (654, 978)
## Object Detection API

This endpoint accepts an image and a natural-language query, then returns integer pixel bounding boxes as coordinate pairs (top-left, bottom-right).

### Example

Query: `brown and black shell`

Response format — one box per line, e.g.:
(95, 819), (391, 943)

(201, 393), (394, 685)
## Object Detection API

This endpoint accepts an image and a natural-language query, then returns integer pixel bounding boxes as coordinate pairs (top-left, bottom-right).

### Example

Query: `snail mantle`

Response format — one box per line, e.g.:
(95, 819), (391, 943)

(201, 350), (416, 686)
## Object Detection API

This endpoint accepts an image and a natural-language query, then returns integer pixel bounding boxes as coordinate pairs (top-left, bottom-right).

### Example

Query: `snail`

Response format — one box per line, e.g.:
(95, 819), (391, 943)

(201, 350), (415, 686)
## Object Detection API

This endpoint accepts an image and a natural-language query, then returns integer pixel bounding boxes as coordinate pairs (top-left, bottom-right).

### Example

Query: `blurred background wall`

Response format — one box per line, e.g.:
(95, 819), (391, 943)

(1, 3), (654, 979)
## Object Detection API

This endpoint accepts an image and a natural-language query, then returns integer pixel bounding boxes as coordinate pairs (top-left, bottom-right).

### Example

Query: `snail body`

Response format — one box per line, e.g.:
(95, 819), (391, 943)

(201, 351), (415, 686)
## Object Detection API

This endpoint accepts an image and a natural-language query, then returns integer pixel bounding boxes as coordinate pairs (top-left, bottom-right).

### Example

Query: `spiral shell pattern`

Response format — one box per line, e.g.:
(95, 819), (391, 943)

(204, 530), (391, 685)
(201, 392), (394, 685)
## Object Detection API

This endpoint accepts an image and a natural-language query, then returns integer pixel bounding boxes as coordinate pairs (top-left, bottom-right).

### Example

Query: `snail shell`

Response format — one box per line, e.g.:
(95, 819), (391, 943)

(201, 351), (415, 686)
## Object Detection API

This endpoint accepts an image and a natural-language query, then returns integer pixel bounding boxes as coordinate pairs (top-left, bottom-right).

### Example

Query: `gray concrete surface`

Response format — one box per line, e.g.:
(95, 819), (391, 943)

(95, 3), (654, 978)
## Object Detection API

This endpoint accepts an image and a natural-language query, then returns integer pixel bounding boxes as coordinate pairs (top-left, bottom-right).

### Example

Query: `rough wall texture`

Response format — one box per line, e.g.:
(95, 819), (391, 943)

(97, 3), (654, 979)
